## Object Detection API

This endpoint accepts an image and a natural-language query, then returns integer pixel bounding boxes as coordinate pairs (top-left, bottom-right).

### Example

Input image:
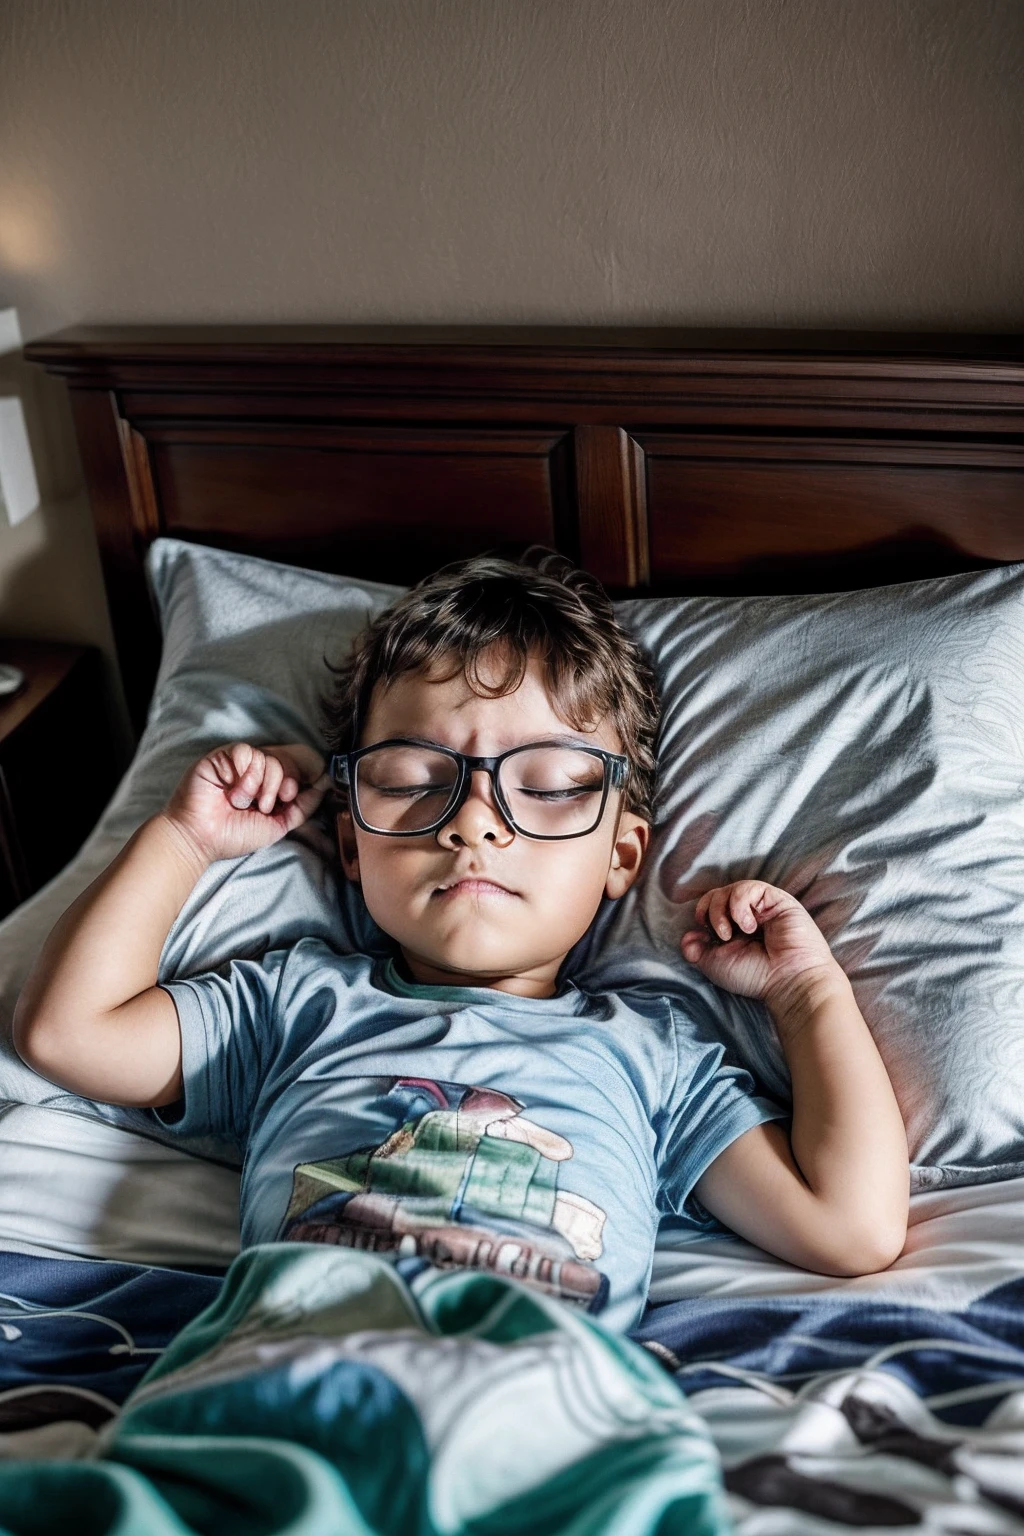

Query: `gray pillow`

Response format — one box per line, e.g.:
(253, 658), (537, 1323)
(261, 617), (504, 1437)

(6, 540), (1023, 1196)
(0, 539), (399, 1140)
(580, 566), (1024, 1193)
(152, 545), (1024, 1191)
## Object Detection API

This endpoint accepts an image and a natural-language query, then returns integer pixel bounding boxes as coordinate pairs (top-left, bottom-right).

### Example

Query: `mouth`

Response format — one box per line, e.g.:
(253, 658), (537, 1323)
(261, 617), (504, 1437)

(431, 878), (519, 900)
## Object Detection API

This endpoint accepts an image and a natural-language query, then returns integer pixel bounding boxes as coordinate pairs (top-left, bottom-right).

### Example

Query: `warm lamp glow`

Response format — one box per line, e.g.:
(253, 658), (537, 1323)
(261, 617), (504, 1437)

(0, 206), (53, 272)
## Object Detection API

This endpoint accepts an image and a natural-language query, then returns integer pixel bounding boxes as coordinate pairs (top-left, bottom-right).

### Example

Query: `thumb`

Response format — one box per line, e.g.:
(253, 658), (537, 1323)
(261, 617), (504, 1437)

(681, 929), (713, 968)
(283, 770), (331, 828)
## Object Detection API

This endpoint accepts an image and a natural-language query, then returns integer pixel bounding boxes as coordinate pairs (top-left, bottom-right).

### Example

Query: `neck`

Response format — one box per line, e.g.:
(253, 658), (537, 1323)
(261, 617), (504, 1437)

(396, 947), (562, 999)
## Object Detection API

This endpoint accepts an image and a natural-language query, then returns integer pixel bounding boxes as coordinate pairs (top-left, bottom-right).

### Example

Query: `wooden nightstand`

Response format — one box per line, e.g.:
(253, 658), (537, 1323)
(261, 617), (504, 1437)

(0, 640), (121, 922)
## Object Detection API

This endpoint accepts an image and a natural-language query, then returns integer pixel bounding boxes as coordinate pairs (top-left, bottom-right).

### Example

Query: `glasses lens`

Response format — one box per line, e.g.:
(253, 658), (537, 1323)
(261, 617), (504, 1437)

(498, 747), (607, 837)
(354, 746), (460, 833)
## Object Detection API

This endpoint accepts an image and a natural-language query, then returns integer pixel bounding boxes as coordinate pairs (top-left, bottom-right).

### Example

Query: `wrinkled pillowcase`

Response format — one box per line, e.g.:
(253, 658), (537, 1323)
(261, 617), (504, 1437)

(151, 545), (1024, 1189)
(580, 566), (1024, 1192)
(6, 539), (1024, 1193)
(0, 539), (399, 1146)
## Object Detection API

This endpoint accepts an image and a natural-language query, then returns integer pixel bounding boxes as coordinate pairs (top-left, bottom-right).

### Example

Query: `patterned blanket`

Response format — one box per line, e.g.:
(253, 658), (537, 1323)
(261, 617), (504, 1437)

(637, 1282), (1024, 1531)
(7, 1246), (1024, 1531)
(0, 1245), (728, 1535)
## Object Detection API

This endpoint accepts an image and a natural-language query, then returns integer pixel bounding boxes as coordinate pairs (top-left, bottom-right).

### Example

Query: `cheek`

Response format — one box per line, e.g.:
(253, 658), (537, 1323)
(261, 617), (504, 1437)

(354, 844), (426, 909)
(524, 843), (613, 904)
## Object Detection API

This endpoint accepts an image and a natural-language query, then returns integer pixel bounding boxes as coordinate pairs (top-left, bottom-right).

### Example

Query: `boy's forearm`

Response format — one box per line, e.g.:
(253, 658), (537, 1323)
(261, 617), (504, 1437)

(15, 813), (210, 1042)
(768, 967), (909, 1264)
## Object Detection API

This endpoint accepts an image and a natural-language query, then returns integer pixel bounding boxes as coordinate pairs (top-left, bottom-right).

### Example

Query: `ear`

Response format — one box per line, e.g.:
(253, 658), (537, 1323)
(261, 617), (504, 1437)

(336, 809), (361, 884)
(605, 812), (650, 900)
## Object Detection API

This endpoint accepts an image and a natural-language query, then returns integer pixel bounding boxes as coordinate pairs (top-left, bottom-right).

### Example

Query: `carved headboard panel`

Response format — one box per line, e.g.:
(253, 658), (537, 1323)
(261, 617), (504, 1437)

(26, 326), (1024, 737)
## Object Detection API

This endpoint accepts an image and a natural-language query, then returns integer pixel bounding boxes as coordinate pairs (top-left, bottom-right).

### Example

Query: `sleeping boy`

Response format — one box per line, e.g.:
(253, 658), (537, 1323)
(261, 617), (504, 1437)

(14, 550), (909, 1331)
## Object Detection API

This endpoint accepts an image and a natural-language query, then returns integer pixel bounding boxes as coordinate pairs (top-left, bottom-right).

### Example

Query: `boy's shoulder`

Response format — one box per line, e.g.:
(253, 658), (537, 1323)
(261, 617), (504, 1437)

(250, 936), (380, 996)
(567, 975), (677, 1033)
(570, 977), (738, 1063)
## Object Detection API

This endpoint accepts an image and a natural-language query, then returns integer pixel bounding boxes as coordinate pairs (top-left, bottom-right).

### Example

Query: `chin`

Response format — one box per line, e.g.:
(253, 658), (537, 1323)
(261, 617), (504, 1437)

(434, 948), (526, 978)
(422, 935), (537, 978)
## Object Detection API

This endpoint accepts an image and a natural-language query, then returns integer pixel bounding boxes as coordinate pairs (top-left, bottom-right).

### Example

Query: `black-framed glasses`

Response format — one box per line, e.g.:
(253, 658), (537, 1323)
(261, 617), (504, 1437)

(329, 738), (629, 841)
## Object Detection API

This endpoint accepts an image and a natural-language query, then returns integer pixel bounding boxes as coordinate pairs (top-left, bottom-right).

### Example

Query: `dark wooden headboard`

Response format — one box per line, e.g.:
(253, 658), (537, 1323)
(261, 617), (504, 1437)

(26, 325), (1024, 739)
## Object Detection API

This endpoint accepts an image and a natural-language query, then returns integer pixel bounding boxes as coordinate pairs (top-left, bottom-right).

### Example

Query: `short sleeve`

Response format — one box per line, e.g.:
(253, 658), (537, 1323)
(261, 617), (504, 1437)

(155, 947), (291, 1147)
(658, 998), (788, 1231)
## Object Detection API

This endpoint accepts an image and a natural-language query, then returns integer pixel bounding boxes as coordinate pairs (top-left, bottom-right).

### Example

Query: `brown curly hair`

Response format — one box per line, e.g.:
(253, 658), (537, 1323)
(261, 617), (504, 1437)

(320, 548), (660, 821)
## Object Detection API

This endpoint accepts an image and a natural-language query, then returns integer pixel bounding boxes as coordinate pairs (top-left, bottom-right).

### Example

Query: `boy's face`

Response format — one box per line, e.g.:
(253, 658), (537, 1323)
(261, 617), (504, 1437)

(336, 649), (650, 998)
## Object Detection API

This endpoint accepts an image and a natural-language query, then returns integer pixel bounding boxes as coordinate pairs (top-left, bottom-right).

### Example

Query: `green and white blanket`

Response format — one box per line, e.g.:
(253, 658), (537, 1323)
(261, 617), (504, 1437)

(0, 1245), (729, 1534)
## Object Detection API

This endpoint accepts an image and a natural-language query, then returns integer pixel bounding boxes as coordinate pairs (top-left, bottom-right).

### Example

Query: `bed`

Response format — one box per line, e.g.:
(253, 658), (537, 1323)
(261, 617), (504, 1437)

(3, 323), (1024, 1530)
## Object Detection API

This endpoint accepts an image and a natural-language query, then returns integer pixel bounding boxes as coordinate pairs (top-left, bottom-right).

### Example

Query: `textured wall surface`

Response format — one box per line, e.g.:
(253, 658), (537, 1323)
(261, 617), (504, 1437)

(0, 0), (1021, 736)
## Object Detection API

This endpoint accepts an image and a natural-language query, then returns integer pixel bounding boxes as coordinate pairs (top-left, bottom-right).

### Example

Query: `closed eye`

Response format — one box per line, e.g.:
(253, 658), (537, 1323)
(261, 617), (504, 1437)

(517, 786), (600, 801)
(373, 784), (452, 798)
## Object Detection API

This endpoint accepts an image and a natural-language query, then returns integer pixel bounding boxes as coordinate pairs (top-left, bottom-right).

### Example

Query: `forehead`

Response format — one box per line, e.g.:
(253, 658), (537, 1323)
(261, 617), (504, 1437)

(361, 650), (619, 752)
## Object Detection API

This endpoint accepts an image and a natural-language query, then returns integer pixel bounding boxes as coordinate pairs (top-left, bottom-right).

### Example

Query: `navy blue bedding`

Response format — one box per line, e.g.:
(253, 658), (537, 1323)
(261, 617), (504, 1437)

(0, 1252), (222, 1431)
(635, 1283), (1024, 1528)
(6, 1249), (1024, 1434)
(635, 1279), (1024, 1427)
(6, 1249), (1024, 1529)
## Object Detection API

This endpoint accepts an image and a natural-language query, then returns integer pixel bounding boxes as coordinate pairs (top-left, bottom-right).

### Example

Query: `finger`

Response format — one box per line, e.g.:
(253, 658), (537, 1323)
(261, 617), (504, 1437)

(270, 764), (310, 817)
(200, 748), (237, 787)
(226, 742), (253, 775)
(258, 756), (285, 814)
(753, 883), (790, 919)
(283, 772), (331, 827)
(707, 887), (733, 941)
(262, 744), (326, 785)
(239, 745), (266, 795)
(729, 882), (766, 934)
(221, 743), (253, 806)
(227, 744), (264, 808)
(237, 746), (267, 804)
(695, 887), (727, 935)
(680, 929), (711, 963)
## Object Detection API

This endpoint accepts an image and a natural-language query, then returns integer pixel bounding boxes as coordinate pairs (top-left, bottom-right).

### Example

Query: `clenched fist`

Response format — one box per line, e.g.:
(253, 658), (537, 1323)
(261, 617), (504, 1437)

(163, 742), (330, 866)
(681, 879), (842, 1017)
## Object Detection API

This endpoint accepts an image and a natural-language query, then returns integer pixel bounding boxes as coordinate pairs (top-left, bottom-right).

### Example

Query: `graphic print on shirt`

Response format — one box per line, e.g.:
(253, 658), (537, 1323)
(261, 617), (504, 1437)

(281, 1078), (609, 1311)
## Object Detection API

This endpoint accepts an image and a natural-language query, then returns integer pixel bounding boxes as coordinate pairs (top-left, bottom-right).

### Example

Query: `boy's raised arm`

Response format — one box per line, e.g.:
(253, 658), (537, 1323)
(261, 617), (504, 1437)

(14, 743), (328, 1109)
(683, 881), (910, 1276)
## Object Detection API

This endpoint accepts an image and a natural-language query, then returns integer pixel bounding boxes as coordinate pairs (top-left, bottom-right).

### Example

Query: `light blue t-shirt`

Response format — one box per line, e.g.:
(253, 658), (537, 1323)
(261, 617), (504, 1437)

(160, 939), (783, 1331)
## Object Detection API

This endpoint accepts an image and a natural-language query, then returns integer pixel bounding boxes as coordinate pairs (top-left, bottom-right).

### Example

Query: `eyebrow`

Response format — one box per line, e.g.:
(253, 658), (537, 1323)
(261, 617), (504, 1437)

(369, 732), (605, 753)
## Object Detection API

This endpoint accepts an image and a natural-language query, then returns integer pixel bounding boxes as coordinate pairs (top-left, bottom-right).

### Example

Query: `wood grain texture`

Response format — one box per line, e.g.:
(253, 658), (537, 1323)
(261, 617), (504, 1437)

(575, 426), (648, 586)
(146, 425), (573, 584)
(639, 435), (1024, 592)
(24, 326), (1024, 738)
(67, 391), (163, 734)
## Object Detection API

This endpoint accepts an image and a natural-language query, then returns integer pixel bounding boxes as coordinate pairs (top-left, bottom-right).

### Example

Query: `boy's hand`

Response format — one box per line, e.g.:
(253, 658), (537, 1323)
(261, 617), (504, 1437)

(12, 739), (328, 1110)
(681, 880), (841, 1018)
(684, 877), (910, 1278)
(163, 742), (330, 867)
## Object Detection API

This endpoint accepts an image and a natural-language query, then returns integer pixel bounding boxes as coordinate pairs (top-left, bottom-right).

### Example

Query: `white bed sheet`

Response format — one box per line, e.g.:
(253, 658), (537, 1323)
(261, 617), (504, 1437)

(0, 1103), (239, 1268)
(0, 1088), (1020, 1310)
(1, 859), (1018, 1290)
(649, 1173), (1024, 1311)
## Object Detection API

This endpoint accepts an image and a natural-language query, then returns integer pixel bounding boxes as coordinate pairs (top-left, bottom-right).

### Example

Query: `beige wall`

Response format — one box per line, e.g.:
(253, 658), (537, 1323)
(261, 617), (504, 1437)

(1, 0), (1021, 744)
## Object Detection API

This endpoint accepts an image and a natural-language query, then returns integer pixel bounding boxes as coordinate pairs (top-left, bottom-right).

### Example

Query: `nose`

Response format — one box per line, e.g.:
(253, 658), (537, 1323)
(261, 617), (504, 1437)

(436, 770), (514, 849)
